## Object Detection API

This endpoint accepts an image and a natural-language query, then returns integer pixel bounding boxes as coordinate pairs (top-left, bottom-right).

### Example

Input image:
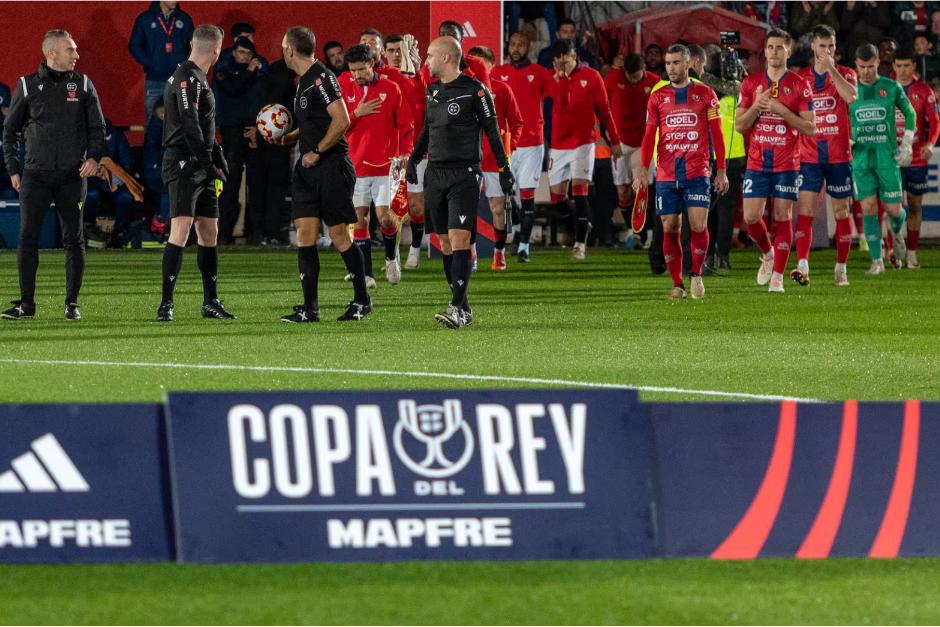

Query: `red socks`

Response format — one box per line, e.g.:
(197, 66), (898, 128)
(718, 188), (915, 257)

(746, 220), (773, 254)
(773, 220), (792, 275)
(908, 228), (920, 251)
(663, 231), (683, 287)
(690, 229), (709, 275)
(835, 215), (852, 264)
(794, 214), (814, 262)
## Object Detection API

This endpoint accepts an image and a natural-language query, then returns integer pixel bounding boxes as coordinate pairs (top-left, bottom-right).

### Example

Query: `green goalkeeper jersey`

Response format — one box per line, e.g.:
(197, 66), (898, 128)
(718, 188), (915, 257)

(850, 76), (916, 170)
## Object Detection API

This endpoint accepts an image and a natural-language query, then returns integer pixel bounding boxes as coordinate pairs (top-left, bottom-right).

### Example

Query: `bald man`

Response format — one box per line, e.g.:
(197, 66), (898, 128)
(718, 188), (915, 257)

(407, 37), (513, 328)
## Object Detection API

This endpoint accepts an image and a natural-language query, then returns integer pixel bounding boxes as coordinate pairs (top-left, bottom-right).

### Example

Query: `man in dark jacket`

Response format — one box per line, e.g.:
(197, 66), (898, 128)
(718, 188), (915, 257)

(1, 29), (106, 320)
(84, 120), (136, 242)
(129, 1), (195, 123)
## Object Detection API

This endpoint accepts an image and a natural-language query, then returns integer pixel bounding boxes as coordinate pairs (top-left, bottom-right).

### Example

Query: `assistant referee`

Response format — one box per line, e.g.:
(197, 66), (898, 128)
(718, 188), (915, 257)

(1, 29), (105, 321)
(407, 37), (513, 329)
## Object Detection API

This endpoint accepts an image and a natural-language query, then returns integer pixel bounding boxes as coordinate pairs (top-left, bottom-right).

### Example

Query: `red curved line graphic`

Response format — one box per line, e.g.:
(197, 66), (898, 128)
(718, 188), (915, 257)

(711, 401), (798, 560)
(796, 400), (858, 559)
(869, 400), (921, 559)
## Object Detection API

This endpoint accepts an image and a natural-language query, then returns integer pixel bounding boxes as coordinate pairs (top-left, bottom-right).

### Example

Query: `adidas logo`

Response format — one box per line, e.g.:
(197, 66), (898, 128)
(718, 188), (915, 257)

(0, 433), (89, 493)
(463, 21), (477, 37)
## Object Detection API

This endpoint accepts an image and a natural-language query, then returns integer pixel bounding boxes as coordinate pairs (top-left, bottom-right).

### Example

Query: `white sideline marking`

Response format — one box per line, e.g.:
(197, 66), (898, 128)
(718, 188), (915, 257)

(0, 357), (823, 402)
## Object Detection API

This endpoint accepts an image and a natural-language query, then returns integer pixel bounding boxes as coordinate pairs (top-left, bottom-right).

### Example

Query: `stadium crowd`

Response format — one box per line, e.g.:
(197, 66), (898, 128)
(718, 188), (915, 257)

(0, 1), (938, 320)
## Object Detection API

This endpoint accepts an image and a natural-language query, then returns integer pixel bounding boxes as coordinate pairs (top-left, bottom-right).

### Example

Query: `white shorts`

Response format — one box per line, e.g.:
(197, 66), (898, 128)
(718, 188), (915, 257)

(548, 143), (595, 186)
(482, 171), (505, 198)
(612, 144), (642, 186)
(353, 175), (390, 208)
(510, 144), (544, 191)
(406, 157), (428, 193)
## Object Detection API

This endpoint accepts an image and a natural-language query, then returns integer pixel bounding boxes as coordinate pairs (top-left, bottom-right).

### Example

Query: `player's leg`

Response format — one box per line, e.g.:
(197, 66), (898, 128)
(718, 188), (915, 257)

(157, 175), (198, 321)
(52, 174), (87, 319)
(327, 162), (371, 321)
(823, 162), (855, 287)
(613, 144), (634, 229)
(548, 147), (574, 251)
(3, 174), (48, 319)
(281, 216), (322, 322)
(513, 145), (543, 262)
(656, 185), (685, 298)
(351, 176), (375, 280)
(423, 167), (456, 306)
(483, 171), (507, 270)
(570, 144), (596, 259)
(879, 167), (907, 267)
(405, 157), (428, 269)
(859, 193), (884, 274)
(741, 170), (775, 286)
(686, 180), (711, 300)
(769, 192), (795, 293)
(193, 186), (234, 320)
(792, 163), (822, 285)
(371, 175), (400, 285)
(906, 191), (923, 268)
(436, 168), (481, 328)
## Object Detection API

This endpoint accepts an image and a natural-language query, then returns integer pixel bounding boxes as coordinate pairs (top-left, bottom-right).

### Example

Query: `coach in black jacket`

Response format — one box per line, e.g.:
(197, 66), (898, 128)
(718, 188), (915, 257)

(1, 29), (105, 321)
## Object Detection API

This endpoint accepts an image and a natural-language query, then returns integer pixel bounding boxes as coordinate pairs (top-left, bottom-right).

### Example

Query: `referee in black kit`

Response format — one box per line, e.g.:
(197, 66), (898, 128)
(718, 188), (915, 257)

(407, 37), (513, 329)
(271, 26), (370, 323)
(157, 24), (233, 322)
(1, 29), (105, 321)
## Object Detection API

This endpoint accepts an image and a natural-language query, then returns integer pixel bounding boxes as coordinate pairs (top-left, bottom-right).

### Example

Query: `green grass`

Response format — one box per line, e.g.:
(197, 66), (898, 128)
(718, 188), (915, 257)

(2, 558), (940, 624)
(0, 245), (938, 403)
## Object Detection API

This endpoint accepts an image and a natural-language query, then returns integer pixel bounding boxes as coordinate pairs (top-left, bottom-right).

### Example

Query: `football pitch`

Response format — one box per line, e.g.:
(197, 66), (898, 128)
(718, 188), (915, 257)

(1, 245), (939, 625)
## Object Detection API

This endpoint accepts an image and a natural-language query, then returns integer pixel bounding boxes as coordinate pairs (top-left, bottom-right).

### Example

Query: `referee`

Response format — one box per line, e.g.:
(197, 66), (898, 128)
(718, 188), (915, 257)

(157, 24), (233, 322)
(1, 29), (105, 321)
(273, 26), (371, 323)
(407, 37), (513, 328)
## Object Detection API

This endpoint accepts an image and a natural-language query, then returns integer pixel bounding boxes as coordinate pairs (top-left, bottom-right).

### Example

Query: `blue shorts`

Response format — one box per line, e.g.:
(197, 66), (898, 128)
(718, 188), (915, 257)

(901, 166), (929, 195)
(799, 162), (853, 199)
(654, 177), (711, 216)
(743, 170), (798, 201)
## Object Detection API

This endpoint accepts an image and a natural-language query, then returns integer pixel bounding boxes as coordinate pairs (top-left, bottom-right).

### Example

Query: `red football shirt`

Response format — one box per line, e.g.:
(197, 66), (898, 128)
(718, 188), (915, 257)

(605, 69), (660, 148)
(645, 81), (721, 182)
(482, 79), (524, 172)
(548, 64), (620, 149)
(896, 79), (940, 167)
(740, 70), (813, 172)
(797, 65), (856, 164)
(492, 60), (552, 148)
(341, 73), (414, 177)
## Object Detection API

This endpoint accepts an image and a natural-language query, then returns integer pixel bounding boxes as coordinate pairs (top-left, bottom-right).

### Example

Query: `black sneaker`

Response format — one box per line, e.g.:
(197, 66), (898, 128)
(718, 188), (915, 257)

(65, 302), (81, 321)
(702, 255), (714, 276)
(435, 304), (465, 329)
(717, 255), (731, 272)
(517, 248), (530, 263)
(156, 301), (174, 322)
(462, 307), (473, 327)
(790, 268), (810, 287)
(202, 299), (236, 320)
(281, 305), (320, 323)
(337, 299), (372, 321)
(1, 300), (35, 320)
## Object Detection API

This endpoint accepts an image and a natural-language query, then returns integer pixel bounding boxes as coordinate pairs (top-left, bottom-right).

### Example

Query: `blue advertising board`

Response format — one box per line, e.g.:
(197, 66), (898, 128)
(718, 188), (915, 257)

(166, 390), (655, 563)
(0, 404), (174, 563)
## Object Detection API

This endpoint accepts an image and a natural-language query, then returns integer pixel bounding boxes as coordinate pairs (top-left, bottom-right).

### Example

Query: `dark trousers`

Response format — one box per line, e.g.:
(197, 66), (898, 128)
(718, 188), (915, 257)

(18, 169), (87, 304)
(647, 180), (666, 271)
(218, 125), (259, 242)
(247, 140), (291, 241)
(708, 157), (745, 258)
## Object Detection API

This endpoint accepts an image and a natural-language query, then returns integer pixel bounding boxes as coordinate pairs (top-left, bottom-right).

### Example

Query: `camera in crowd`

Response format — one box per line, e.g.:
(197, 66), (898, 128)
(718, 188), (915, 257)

(718, 31), (745, 81)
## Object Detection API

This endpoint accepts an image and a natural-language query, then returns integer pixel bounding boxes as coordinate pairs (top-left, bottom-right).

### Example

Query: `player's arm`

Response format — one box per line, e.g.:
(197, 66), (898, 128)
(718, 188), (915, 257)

(707, 96), (728, 194)
(82, 76), (106, 168)
(394, 85), (415, 157)
(634, 96), (659, 191)
(406, 99), (430, 184)
(830, 68), (857, 104)
(506, 88), (524, 149)
(592, 74), (622, 157)
(923, 91), (940, 160)
(177, 80), (214, 174)
(735, 83), (764, 133)
(896, 85), (917, 166)
(319, 99), (350, 153)
(768, 96), (815, 136)
(474, 83), (513, 192)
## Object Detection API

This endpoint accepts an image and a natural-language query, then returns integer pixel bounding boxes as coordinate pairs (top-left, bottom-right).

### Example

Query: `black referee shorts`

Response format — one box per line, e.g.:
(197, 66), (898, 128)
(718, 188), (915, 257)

(291, 156), (357, 226)
(424, 165), (482, 234)
(164, 157), (219, 219)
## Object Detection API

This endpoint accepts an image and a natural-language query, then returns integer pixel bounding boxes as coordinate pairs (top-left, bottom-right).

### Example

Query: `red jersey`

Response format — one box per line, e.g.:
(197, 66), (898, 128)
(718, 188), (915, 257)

(376, 63), (426, 135)
(896, 79), (940, 167)
(797, 65), (856, 164)
(420, 54), (491, 89)
(605, 69), (660, 147)
(549, 64), (620, 149)
(341, 73), (414, 177)
(740, 70), (813, 172)
(645, 81), (721, 182)
(482, 79), (524, 172)
(492, 60), (552, 148)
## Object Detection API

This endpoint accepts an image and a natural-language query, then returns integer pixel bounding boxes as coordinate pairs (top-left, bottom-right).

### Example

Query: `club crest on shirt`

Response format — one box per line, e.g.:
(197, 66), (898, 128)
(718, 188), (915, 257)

(693, 93), (700, 101)
(783, 86), (791, 95)
(379, 92), (387, 102)
(618, 83), (625, 89)
(347, 94), (356, 102)
(644, 86), (651, 93)
(299, 96), (308, 109)
(527, 74), (534, 82)
(879, 88), (887, 97)
(500, 75), (508, 81)
(580, 79), (587, 87)
(447, 102), (460, 115)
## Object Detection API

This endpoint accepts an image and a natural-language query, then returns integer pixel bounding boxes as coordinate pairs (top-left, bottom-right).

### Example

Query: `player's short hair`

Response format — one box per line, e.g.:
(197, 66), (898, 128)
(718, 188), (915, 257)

(879, 37), (899, 49)
(766, 28), (791, 46)
(812, 24), (836, 41)
(688, 44), (706, 63)
(439, 20), (464, 39)
(624, 53), (645, 74)
(192, 24), (223, 54)
(856, 43), (879, 62)
(894, 47), (916, 62)
(41, 29), (71, 55)
(551, 38), (576, 58)
(467, 45), (495, 64)
(645, 43), (663, 54)
(287, 26), (316, 57)
(231, 22), (254, 40)
(360, 28), (383, 42)
(385, 34), (403, 47)
(345, 43), (374, 65)
(666, 44), (690, 59)
(322, 40), (342, 55)
(558, 18), (576, 30)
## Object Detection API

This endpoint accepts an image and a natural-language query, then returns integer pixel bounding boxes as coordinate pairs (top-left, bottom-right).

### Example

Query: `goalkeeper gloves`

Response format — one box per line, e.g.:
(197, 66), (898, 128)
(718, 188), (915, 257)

(896, 130), (914, 167)
(406, 158), (419, 185)
(498, 167), (515, 195)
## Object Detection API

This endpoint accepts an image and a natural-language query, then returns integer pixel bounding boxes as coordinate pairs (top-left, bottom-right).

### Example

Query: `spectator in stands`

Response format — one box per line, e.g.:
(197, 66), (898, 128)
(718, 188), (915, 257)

(143, 97), (168, 234)
(879, 37), (899, 76)
(727, 1), (788, 29)
(790, 2), (839, 39)
(0, 81), (13, 199)
(84, 120), (135, 245)
(688, 45), (706, 79)
(323, 40), (346, 75)
(644, 43), (665, 76)
(216, 22), (256, 73)
(839, 2), (892, 61)
(893, 2), (940, 48)
(537, 18), (595, 69)
(914, 34), (940, 81)
(213, 36), (269, 244)
(128, 1), (194, 123)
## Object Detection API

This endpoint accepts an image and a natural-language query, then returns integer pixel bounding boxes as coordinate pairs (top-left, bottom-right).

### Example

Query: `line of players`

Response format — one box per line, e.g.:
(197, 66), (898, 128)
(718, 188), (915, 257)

(637, 25), (938, 299)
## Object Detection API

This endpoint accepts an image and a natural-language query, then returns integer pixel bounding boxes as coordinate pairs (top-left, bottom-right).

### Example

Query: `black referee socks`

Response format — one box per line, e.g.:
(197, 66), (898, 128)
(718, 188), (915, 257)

(450, 249), (471, 310)
(340, 246), (369, 304)
(161, 243), (184, 303)
(196, 245), (218, 305)
(298, 245), (320, 310)
(354, 237), (373, 278)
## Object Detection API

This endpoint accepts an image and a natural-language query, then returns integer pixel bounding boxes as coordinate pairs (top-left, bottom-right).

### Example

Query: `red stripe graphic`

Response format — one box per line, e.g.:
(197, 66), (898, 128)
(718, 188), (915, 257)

(475, 217), (496, 242)
(796, 400), (858, 559)
(711, 401), (798, 560)
(869, 400), (920, 559)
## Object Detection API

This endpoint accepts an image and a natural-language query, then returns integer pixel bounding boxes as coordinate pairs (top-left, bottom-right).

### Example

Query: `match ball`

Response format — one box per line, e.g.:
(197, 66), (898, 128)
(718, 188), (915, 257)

(256, 103), (292, 140)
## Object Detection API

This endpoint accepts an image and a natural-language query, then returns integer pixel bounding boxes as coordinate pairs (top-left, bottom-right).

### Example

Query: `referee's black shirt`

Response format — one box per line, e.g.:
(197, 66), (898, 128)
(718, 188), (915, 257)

(163, 60), (215, 173)
(293, 61), (348, 161)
